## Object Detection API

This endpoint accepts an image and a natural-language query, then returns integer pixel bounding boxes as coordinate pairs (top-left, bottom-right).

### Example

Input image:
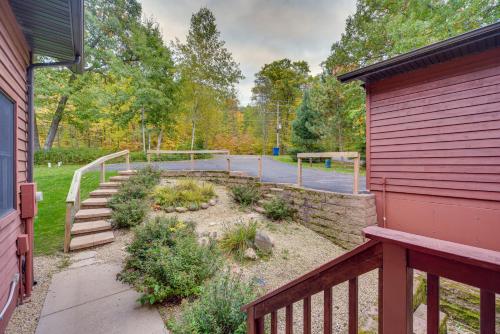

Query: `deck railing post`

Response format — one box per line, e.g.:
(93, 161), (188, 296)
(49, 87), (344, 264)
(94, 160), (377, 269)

(64, 202), (73, 253)
(297, 157), (302, 187)
(258, 156), (262, 181)
(246, 307), (264, 334)
(125, 152), (130, 171)
(100, 162), (105, 183)
(190, 153), (194, 171)
(381, 243), (413, 334)
(353, 154), (360, 194)
(227, 156), (231, 173)
(147, 152), (151, 164)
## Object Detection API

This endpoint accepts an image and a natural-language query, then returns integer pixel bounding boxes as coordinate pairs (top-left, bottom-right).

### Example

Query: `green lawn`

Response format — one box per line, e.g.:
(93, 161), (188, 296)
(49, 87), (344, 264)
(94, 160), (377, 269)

(34, 165), (117, 255)
(272, 155), (366, 175)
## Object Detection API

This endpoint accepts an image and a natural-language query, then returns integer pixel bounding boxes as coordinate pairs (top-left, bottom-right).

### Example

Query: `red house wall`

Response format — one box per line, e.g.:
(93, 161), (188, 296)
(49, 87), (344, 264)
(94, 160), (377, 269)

(366, 47), (500, 252)
(0, 1), (30, 331)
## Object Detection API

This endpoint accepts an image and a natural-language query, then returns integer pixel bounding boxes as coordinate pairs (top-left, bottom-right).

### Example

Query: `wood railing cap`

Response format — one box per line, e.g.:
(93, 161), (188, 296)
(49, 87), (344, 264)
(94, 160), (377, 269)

(363, 226), (500, 272)
(146, 149), (230, 155)
(297, 152), (360, 159)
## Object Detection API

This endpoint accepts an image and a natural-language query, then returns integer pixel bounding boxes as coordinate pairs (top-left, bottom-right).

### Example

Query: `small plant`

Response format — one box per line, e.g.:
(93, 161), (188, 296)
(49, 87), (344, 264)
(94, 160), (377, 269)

(153, 179), (215, 209)
(118, 217), (220, 304)
(230, 184), (261, 207)
(168, 270), (256, 334)
(219, 221), (257, 260)
(263, 197), (295, 221)
(111, 199), (149, 228)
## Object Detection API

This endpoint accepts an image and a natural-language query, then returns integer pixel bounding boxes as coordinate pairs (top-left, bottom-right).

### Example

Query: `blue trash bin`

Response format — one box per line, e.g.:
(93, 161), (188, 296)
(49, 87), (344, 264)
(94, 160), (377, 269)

(272, 147), (280, 156)
(325, 159), (332, 168)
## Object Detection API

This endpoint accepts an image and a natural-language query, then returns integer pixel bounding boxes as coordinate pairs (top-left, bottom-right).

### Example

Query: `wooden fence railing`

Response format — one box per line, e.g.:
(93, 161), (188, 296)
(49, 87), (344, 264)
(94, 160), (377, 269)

(296, 152), (361, 193)
(147, 149), (230, 171)
(243, 226), (500, 333)
(64, 150), (130, 252)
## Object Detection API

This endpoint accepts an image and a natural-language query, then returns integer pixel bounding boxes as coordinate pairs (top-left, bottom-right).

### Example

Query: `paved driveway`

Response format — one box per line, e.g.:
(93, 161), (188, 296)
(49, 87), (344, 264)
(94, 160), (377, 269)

(107, 155), (366, 194)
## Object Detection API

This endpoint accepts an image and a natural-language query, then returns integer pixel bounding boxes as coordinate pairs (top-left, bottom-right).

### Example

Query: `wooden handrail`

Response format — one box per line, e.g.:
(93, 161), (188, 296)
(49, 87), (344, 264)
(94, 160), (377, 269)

(242, 240), (382, 319)
(146, 149), (229, 155)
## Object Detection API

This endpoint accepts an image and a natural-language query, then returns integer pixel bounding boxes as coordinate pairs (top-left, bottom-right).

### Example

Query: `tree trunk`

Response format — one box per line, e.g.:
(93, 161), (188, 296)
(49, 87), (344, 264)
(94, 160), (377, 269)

(43, 74), (75, 150)
(141, 107), (146, 154)
(190, 121), (196, 150)
(34, 116), (41, 152)
(157, 128), (163, 151)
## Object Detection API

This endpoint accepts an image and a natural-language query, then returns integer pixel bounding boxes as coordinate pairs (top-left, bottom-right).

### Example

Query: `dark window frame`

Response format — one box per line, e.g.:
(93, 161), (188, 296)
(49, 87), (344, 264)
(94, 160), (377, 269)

(0, 89), (17, 221)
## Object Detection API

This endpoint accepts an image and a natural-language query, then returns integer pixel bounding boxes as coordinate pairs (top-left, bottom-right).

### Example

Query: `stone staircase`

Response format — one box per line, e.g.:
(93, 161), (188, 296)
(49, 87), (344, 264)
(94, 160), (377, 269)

(69, 170), (136, 251)
(254, 187), (284, 214)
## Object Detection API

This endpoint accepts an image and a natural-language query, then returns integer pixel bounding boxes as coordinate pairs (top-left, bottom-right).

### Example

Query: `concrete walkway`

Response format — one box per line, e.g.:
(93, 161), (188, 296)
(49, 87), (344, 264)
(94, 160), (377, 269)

(36, 253), (166, 334)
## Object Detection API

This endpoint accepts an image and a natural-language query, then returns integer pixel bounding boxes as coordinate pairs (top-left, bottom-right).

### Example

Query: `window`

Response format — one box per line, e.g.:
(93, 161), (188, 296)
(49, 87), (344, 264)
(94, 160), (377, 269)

(0, 91), (14, 218)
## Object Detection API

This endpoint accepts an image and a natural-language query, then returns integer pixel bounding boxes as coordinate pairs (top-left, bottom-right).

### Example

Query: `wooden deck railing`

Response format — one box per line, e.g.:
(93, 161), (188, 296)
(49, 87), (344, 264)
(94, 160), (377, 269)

(243, 226), (500, 333)
(296, 152), (361, 193)
(146, 149), (230, 171)
(64, 150), (130, 252)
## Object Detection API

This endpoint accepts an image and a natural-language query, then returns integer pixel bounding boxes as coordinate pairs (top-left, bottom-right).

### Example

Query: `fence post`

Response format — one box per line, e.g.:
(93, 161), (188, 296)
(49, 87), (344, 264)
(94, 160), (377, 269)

(64, 202), (73, 253)
(258, 156), (263, 181)
(297, 157), (302, 187)
(353, 154), (360, 194)
(190, 153), (194, 171)
(100, 162), (105, 183)
(227, 157), (231, 173)
(147, 152), (151, 164)
(126, 152), (130, 171)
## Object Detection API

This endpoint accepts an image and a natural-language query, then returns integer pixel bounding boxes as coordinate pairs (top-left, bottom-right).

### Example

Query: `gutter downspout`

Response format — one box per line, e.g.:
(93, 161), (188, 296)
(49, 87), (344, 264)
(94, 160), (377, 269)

(26, 55), (81, 182)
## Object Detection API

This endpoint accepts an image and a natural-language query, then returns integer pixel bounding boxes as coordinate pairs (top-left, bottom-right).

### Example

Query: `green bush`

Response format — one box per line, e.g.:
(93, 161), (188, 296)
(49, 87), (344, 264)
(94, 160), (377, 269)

(153, 179), (215, 209)
(230, 184), (261, 207)
(118, 217), (220, 304)
(130, 152), (213, 162)
(169, 271), (256, 334)
(219, 221), (257, 260)
(263, 197), (295, 221)
(109, 166), (161, 228)
(35, 148), (114, 165)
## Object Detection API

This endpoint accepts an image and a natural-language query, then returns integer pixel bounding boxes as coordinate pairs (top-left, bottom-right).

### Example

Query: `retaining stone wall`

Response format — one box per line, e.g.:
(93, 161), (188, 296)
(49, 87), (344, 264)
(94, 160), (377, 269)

(161, 170), (377, 249)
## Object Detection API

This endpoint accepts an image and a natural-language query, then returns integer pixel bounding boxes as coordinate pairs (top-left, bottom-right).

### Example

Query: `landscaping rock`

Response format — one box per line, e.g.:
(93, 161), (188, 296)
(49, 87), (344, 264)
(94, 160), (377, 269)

(201, 203), (209, 209)
(254, 230), (273, 253)
(165, 206), (175, 213)
(209, 199), (217, 206)
(175, 207), (188, 213)
(244, 248), (257, 260)
(188, 205), (198, 211)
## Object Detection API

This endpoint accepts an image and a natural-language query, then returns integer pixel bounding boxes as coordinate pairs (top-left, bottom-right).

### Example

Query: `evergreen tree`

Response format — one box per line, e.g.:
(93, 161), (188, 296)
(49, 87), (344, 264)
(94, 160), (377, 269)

(291, 91), (322, 154)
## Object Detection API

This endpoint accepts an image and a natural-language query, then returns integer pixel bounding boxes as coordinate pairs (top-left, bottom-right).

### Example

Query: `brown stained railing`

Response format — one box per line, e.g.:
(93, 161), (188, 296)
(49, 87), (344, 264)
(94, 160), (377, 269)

(242, 240), (382, 334)
(146, 149), (230, 171)
(64, 150), (130, 252)
(244, 226), (500, 333)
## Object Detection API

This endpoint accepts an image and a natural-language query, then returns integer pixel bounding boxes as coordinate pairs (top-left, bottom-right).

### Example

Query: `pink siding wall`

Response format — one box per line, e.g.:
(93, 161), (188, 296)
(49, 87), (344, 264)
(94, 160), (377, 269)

(0, 1), (30, 331)
(367, 47), (500, 251)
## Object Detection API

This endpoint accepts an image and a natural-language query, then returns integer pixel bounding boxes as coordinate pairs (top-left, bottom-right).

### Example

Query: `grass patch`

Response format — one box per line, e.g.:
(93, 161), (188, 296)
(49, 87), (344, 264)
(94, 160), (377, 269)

(168, 270), (256, 334)
(153, 179), (215, 209)
(263, 197), (295, 221)
(118, 216), (220, 305)
(230, 184), (261, 207)
(273, 155), (366, 175)
(219, 221), (258, 260)
(34, 165), (117, 255)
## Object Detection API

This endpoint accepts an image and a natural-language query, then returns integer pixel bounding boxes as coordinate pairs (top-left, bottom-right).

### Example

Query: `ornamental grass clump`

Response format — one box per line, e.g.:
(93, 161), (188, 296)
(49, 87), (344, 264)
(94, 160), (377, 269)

(109, 166), (161, 228)
(118, 217), (220, 305)
(263, 197), (295, 221)
(230, 184), (261, 207)
(219, 221), (257, 260)
(153, 179), (215, 209)
(168, 270), (256, 334)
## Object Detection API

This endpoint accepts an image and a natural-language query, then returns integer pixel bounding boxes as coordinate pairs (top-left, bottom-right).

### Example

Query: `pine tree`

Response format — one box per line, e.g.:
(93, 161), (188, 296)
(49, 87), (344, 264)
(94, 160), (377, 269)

(291, 91), (322, 154)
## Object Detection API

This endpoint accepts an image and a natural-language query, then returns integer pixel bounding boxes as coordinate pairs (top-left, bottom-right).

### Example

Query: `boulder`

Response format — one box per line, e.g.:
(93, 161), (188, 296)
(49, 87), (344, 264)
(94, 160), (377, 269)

(209, 199), (217, 206)
(254, 230), (274, 253)
(175, 207), (188, 213)
(201, 203), (209, 209)
(244, 248), (257, 260)
(165, 206), (175, 213)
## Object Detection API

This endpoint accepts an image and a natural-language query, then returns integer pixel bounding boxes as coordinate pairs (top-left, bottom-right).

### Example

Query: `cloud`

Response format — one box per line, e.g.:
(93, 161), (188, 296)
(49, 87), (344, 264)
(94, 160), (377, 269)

(140, 0), (356, 105)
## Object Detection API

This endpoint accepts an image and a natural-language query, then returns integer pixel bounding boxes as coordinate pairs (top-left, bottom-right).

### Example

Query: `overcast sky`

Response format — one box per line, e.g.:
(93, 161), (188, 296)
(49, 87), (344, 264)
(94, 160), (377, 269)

(140, 0), (357, 105)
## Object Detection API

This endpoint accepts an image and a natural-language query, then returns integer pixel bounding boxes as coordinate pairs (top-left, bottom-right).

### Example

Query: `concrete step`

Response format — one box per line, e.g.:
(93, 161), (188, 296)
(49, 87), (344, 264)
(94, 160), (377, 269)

(75, 208), (113, 222)
(118, 170), (137, 176)
(254, 206), (266, 214)
(89, 188), (118, 198)
(81, 197), (109, 209)
(269, 187), (284, 192)
(99, 182), (121, 189)
(71, 220), (112, 235)
(230, 171), (248, 177)
(109, 175), (130, 182)
(69, 231), (115, 251)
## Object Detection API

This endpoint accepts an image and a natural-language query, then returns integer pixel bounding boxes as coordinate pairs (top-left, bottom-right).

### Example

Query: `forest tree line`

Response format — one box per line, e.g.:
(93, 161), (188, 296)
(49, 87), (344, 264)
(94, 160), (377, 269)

(35, 0), (499, 157)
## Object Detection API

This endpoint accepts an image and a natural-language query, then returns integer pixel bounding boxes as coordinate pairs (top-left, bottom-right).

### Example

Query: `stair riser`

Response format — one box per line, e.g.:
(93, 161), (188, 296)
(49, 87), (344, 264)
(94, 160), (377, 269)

(75, 216), (112, 223)
(89, 193), (116, 198)
(70, 238), (114, 251)
(81, 204), (108, 209)
(71, 226), (112, 236)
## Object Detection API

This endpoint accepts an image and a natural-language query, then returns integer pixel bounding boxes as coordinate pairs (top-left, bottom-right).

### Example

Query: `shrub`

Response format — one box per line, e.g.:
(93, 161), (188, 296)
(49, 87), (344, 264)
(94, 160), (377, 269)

(230, 184), (261, 207)
(219, 221), (257, 260)
(118, 217), (220, 304)
(153, 179), (215, 209)
(169, 271), (256, 334)
(109, 166), (161, 228)
(263, 197), (295, 221)
(35, 148), (113, 165)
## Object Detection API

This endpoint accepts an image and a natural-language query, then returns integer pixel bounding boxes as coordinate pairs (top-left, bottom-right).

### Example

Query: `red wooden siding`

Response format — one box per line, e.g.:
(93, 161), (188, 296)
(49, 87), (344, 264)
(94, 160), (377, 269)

(0, 1), (30, 331)
(367, 47), (500, 251)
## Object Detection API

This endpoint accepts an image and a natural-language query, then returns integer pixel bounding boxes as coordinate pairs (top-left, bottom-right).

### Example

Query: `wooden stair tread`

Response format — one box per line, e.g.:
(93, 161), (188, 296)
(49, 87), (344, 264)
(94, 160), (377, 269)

(118, 170), (137, 176)
(69, 231), (115, 251)
(99, 182), (121, 188)
(89, 188), (118, 197)
(71, 220), (112, 235)
(81, 197), (109, 207)
(109, 175), (130, 182)
(75, 208), (112, 220)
